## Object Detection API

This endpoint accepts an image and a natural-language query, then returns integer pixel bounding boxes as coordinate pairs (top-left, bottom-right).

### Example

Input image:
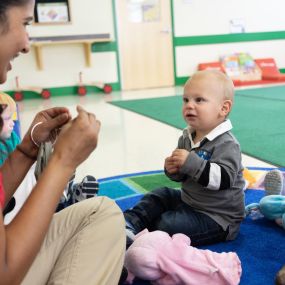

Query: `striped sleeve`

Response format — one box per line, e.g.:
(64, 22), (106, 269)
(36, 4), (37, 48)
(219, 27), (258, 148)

(198, 162), (231, 190)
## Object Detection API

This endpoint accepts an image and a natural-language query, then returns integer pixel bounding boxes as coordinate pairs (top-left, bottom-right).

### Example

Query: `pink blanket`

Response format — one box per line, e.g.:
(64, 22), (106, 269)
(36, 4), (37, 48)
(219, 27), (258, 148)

(125, 229), (241, 285)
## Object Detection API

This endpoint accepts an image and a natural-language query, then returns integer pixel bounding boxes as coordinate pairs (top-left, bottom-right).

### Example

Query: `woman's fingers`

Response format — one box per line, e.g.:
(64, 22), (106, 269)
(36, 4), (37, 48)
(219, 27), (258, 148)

(31, 106), (100, 148)
(45, 112), (70, 132)
(43, 107), (70, 119)
(32, 112), (70, 144)
(51, 106), (102, 169)
(76, 105), (101, 132)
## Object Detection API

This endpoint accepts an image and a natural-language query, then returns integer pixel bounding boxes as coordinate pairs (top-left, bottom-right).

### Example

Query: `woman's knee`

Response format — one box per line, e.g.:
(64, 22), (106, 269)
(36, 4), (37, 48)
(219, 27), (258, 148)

(89, 197), (125, 229)
(65, 197), (125, 231)
(76, 196), (119, 213)
(98, 196), (122, 213)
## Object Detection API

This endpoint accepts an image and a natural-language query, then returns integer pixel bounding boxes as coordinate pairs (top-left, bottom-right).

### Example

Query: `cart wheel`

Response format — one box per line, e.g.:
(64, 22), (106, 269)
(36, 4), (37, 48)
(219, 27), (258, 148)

(13, 91), (24, 101)
(103, 84), (112, 94)
(41, 89), (51, 99)
(78, 86), (87, 96)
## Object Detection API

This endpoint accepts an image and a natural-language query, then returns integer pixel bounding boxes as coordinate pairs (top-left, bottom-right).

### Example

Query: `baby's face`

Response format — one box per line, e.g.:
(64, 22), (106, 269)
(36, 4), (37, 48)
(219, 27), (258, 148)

(0, 106), (15, 140)
(182, 74), (230, 136)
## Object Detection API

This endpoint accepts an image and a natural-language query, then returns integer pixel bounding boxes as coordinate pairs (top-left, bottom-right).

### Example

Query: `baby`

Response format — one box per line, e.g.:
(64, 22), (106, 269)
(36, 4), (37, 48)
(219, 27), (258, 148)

(0, 92), (26, 221)
(0, 92), (20, 165)
(125, 70), (245, 247)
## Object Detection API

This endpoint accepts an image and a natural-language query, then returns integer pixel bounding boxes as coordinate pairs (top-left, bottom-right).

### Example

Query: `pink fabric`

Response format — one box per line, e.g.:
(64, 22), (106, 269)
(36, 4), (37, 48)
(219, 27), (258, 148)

(125, 229), (241, 285)
(0, 173), (5, 209)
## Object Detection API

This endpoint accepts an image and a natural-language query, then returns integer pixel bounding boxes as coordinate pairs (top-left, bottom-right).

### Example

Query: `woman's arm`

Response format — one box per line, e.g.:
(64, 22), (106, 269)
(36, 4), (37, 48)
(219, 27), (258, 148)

(0, 106), (100, 285)
(0, 155), (73, 285)
(1, 107), (71, 205)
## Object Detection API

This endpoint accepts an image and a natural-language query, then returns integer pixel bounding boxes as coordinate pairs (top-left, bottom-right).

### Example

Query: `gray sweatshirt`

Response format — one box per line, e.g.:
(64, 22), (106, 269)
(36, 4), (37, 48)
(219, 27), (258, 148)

(165, 119), (245, 240)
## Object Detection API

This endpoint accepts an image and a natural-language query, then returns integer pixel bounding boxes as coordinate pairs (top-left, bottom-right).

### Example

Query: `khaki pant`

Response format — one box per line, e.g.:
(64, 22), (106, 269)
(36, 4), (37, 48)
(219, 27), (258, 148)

(22, 197), (126, 285)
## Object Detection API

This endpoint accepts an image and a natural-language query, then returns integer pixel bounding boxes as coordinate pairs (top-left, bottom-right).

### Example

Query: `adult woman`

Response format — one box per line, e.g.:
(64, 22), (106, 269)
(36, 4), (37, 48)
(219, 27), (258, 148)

(0, 1), (125, 284)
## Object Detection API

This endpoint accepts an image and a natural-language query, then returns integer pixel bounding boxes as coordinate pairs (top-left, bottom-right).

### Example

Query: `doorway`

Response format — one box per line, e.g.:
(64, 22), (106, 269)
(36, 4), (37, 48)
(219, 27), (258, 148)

(115, 0), (174, 90)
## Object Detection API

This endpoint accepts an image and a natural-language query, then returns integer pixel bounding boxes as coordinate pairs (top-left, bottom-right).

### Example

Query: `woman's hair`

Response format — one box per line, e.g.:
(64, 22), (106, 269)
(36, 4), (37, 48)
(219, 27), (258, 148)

(0, 0), (30, 29)
(0, 104), (5, 133)
(0, 92), (17, 119)
(0, 105), (5, 161)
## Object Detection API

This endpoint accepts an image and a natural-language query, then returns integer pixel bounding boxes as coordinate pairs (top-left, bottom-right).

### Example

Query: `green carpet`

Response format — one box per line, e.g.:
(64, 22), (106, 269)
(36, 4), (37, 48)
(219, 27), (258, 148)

(126, 173), (180, 193)
(110, 85), (285, 166)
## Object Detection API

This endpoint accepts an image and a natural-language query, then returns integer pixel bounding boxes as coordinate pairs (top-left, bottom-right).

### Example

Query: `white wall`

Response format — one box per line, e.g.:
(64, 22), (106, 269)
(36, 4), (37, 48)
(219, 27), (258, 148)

(173, 0), (285, 77)
(2, 0), (116, 91)
(173, 0), (285, 36)
(3, 0), (285, 91)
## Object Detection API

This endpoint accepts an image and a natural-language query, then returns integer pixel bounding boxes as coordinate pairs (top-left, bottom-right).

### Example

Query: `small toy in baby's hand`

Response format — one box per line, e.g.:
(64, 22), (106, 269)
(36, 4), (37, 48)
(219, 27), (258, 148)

(124, 229), (242, 285)
(245, 195), (285, 229)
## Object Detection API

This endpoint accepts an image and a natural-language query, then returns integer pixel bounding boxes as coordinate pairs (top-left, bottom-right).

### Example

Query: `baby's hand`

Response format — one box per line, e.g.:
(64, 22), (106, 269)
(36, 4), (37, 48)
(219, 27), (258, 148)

(171, 149), (189, 168)
(164, 156), (179, 174)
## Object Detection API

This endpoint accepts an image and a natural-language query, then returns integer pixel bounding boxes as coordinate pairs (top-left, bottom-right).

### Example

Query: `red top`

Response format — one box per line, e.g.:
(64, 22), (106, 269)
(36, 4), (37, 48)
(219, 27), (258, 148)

(0, 172), (5, 209)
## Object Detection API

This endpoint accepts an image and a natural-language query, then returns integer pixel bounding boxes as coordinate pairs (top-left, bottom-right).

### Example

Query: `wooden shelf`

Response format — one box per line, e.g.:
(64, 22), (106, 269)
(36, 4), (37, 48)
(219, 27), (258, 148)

(30, 34), (111, 70)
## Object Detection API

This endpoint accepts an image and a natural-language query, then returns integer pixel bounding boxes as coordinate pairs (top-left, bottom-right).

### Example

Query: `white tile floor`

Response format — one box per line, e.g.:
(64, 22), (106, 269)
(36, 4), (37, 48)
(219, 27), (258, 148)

(17, 86), (275, 182)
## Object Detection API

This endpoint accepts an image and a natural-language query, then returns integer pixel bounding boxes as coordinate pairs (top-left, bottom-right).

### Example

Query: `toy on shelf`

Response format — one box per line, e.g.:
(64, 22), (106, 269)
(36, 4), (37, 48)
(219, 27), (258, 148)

(77, 71), (112, 96)
(220, 54), (240, 81)
(12, 76), (51, 101)
(198, 55), (285, 86)
(220, 53), (262, 82)
(124, 229), (241, 285)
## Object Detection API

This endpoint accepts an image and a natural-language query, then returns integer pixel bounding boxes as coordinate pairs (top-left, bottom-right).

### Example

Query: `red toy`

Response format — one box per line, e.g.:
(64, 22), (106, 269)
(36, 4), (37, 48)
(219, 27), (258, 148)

(255, 58), (285, 81)
(77, 71), (112, 96)
(13, 76), (51, 101)
(198, 56), (285, 87)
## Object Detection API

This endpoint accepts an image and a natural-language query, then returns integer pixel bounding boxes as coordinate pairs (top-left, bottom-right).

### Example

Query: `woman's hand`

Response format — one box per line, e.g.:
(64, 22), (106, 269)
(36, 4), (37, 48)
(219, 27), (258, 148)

(18, 107), (71, 160)
(52, 106), (101, 170)
(28, 107), (71, 145)
(1, 107), (72, 206)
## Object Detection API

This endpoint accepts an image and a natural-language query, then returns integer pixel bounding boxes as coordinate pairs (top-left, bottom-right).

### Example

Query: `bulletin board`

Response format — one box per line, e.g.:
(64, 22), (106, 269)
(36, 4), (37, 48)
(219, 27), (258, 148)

(30, 0), (114, 39)
(34, 0), (71, 24)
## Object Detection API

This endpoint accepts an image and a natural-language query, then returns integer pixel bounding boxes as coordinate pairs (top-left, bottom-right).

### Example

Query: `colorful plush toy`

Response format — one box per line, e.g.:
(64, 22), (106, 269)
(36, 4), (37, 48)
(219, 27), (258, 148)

(124, 229), (242, 285)
(245, 169), (285, 228)
(245, 195), (285, 228)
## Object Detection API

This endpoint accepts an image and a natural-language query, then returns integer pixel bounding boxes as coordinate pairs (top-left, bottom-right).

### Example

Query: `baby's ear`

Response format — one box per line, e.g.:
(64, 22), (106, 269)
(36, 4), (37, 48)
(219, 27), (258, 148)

(221, 99), (232, 116)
